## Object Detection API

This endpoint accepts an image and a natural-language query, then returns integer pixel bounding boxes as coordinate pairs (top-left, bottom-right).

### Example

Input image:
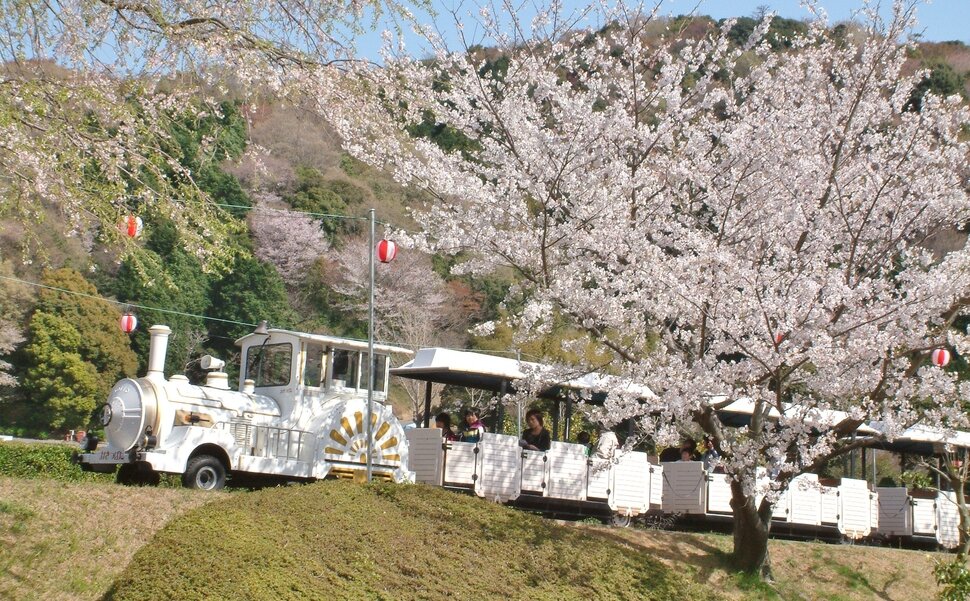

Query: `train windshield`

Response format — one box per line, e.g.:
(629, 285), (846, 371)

(360, 353), (388, 393)
(245, 343), (292, 387)
(331, 349), (359, 389)
(303, 343), (326, 388)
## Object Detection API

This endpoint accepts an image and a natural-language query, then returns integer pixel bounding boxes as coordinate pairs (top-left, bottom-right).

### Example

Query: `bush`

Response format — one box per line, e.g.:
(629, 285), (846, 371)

(0, 441), (113, 482)
(935, 555), (970, 601)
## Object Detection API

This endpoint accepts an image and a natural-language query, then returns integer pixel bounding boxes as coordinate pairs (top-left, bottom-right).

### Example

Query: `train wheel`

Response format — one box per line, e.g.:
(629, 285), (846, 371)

(183, 455), (227, 491)
(609, 513), (632, 528)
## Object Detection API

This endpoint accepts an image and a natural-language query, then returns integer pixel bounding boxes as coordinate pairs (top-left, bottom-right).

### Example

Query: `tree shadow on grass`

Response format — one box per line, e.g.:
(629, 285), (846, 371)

(578, 526), (733, 587)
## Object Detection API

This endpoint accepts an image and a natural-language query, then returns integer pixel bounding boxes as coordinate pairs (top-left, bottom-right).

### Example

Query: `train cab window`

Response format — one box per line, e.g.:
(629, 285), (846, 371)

(359, 353), (388, 393)
(331, 349), (359, 389)
(303, 343), (326, 388)
(245, 343), (292, 387)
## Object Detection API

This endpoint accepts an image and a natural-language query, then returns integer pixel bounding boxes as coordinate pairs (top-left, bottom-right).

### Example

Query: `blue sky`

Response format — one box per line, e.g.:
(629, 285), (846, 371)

(698, 0), (967, 41)
(357, 1), (968, 60)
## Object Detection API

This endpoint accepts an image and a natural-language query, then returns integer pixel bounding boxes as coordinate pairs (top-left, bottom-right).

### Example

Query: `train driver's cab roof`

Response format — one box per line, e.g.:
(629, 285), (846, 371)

(237, 328), (413, 356)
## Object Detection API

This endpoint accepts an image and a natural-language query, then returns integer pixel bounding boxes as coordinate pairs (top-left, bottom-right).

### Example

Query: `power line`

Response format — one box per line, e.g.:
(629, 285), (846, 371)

(0, 273), (257, 329)
(208, 202), (369, 222)
(205, 201), (418, 233)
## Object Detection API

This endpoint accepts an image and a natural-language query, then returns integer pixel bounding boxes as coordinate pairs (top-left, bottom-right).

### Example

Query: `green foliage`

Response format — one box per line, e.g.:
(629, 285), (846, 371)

(104, 481), (707, 601)
(286, 167), (367, 238)
(209, 254), (296, 344)
(21, 312), (102, 430)
(408, 110), (480, 157)
(197, 168), (251, 216)
(0, 441), (112, 483)
(721, 16), (808, 50)
(35, 268), (138, 394)
(160, 100), (252, 217)
(901, 470), (933, 490)
(111, 222), (212, 375)
(338, 152), (366, 177)
(935, 555), (970, 601)
(907, 62), (966, 112)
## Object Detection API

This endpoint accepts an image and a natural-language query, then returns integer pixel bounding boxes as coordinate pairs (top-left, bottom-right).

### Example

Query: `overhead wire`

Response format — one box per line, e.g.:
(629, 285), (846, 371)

(0, 273), (257, 329)
(0, 271), (529, 358)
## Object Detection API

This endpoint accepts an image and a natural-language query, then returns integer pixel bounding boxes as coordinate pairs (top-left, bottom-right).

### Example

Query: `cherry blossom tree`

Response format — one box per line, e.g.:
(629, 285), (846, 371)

(0, 259), (31, 387)
(248, 194), (332, 287)
(326, 1), (970, 576)
(322, 235), (467, 421)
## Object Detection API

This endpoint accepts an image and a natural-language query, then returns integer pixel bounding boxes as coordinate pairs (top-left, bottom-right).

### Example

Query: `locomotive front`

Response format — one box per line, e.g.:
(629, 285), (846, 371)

(78, 323), (414, 489)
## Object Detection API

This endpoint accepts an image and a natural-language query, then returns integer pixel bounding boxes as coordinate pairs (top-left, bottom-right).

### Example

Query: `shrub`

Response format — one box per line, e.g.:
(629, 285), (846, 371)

(0, 441), (112, 482)
(935, 555), (970, 601)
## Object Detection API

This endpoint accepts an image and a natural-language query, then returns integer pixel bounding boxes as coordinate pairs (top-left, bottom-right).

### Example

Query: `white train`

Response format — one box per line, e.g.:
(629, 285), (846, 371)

(78, 324), (414, 488)
(404, 429), (963, 549)
(394, 347), (965, 550)
(77, 329), (963, 550)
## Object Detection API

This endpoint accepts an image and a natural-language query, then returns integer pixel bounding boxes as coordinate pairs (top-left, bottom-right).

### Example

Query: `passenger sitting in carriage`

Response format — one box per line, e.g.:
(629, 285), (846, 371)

(519, 408), (551, 451)
(459, 408), (486, 443)
(435, 412), (458, 442)
(593, 426), (618, 460)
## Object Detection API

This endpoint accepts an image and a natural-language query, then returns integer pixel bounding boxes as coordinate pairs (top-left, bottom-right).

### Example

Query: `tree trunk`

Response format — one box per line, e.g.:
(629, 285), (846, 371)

(950, 473), (970, 557)
(729, 478), (774, 580)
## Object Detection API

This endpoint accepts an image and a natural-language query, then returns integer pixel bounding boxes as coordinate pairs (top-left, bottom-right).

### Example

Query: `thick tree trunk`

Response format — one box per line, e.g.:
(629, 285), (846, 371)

(950, 474), (970, 557)
(729, 479), (774, 580)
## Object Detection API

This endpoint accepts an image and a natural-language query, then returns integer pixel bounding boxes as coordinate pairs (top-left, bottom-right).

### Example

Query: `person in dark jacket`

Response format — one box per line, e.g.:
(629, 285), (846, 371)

(520, 408), (551, 451)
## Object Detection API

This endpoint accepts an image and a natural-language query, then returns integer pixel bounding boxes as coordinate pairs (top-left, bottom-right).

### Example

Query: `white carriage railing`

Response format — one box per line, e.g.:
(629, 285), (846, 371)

(222, 421), (310, 461)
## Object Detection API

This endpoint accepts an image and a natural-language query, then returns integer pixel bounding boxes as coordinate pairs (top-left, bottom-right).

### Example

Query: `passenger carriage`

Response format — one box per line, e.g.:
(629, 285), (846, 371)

(395, 346), (892, 539)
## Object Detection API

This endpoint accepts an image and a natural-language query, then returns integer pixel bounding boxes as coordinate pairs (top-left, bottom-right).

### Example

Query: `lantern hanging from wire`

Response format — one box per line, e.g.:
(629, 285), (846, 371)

(120, 312), (138, 334)
(377, 239), (398, 263)
(931, 348), (951, 367)
(121, 215), (143, 238)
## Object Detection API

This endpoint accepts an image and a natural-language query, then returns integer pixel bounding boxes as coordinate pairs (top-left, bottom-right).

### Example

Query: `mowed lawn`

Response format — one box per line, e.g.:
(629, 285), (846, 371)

(0, 473), (950, 601)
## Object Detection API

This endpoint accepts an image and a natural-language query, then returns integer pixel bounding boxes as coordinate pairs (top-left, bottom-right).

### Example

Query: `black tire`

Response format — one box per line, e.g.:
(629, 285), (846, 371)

(116, 463), (161, 486)
(182, 455), (227, 491)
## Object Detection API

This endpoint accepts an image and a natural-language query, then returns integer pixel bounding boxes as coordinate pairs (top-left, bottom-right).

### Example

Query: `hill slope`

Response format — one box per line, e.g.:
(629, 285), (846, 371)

(103, 480), (708, 601)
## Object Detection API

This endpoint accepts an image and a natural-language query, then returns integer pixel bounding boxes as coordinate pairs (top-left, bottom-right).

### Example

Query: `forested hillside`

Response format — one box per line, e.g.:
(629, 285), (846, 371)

(0, 13), (967, 440)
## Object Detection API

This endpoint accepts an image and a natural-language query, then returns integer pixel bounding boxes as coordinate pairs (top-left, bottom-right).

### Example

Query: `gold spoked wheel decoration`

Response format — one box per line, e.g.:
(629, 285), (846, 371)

(324, 408), (403, 466)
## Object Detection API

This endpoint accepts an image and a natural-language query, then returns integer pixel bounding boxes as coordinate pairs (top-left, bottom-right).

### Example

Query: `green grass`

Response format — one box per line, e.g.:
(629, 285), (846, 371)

(0, 442), (950, 600)
(0, 498), (35, 534)
(103, 481), (713, 601)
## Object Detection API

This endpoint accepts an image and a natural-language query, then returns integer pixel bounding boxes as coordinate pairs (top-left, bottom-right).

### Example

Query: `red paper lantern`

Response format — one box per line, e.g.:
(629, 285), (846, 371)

(931, 348), (951, 367)
(120, 312), (138, 334)
(377, 239), (397, 263)
(774, 333), (785, 345)
(122, 215), (143, 238)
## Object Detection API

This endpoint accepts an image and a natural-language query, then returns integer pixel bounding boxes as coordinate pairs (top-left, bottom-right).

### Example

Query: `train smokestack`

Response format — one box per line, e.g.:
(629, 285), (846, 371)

(147, 325), (171, 380)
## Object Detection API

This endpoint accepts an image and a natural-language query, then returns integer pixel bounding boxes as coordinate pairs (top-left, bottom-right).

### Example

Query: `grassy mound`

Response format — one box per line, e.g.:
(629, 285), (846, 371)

(104, 481), (711, 600)
(0, 477), (221, 601)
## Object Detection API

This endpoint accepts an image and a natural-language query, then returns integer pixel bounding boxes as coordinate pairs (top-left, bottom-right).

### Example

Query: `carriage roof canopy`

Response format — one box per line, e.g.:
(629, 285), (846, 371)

(865, 422), (970, 455)
(390, 347), (655, 401)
